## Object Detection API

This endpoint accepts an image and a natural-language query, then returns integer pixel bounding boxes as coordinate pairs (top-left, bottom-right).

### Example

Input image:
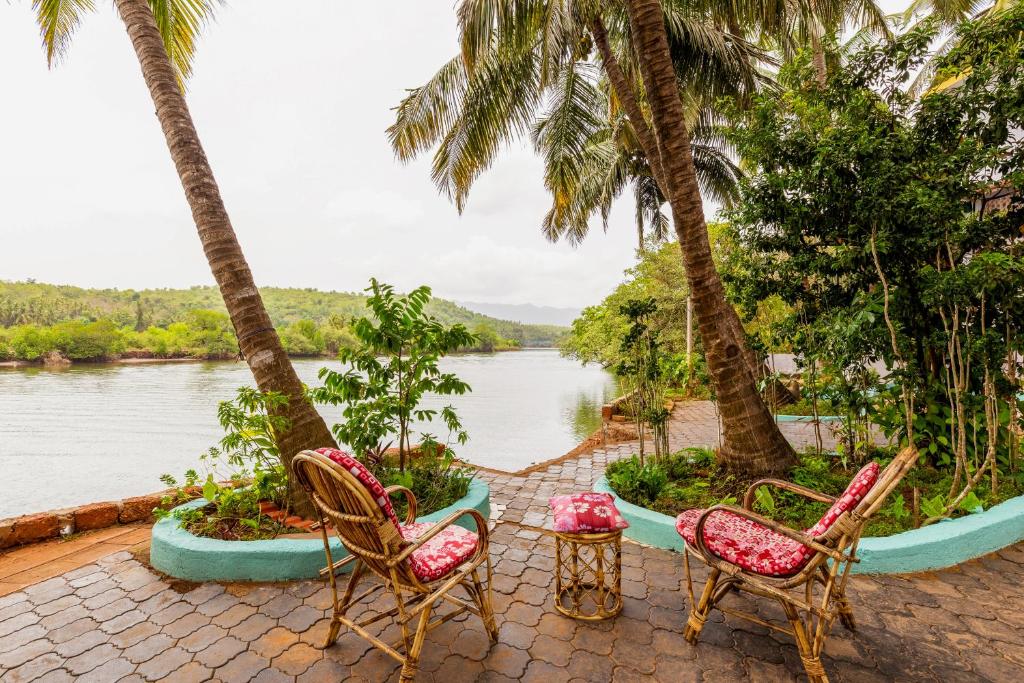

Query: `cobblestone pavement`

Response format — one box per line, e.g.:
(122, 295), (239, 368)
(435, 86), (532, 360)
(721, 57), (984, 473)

(2, 402), (1023, 682)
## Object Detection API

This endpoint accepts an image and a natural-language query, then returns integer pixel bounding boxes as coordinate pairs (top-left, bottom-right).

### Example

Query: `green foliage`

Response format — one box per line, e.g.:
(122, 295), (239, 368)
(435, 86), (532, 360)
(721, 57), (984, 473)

(725, 10), (1024, 491)
(561, 234), (790, 381)
(607, 446), (1023, 537)
(0, 281), (564, 361)
(312, 280), (476, 471)
(466, 322), (518, 352)
(154, 388), (291, 541)
(374, 447), (475, 518)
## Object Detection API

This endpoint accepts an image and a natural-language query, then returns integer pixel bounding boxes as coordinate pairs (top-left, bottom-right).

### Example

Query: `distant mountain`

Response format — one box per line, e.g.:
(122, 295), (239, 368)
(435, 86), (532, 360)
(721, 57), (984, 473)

(459, 301), (581, 327)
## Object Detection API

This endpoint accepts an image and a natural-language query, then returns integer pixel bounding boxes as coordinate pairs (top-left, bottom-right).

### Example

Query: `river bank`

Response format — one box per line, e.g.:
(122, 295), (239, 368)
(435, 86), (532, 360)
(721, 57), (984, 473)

(0, 345), (532, 369)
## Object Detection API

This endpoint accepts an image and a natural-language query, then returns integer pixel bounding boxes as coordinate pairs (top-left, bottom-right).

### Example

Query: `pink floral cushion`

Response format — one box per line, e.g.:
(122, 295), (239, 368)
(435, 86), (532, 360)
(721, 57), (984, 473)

(316, 447), (399, 527)
(400, 521), (479, 582)
(676, 509), (814, 577)
(549, 492), (629, 533)
(805, 462), (879, 538)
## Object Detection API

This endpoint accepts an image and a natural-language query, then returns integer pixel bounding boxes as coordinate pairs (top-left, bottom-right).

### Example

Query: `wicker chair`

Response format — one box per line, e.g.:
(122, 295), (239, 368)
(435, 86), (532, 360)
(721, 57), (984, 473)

(676, 445), (918, 683)
(291, 448), (498, 682)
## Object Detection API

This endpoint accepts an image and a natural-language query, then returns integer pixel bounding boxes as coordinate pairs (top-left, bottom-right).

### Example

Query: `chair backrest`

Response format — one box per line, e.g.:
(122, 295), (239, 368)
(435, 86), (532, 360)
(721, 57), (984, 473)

(815, 445), (917, 545)
(291, 450), (417, 585)
(806, 461), (879, 538)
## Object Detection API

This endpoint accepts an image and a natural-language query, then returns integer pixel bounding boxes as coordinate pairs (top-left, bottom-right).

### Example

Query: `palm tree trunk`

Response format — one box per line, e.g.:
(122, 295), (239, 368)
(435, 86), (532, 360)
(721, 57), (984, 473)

(810, 32), (828, 86)
(113, 0), (336, 510)
(623, 0), (796, 474)
(592, 14), (794, 409)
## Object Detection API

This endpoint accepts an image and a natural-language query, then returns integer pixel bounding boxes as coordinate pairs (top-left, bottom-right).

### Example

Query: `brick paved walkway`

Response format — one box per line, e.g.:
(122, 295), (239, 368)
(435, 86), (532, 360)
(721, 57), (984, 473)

(1, 402), (1022, 682)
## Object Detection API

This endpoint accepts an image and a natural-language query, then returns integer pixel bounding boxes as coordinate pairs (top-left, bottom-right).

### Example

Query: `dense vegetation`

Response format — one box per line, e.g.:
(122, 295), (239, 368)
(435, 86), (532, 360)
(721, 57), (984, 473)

(0, 281), (561, 362)
(560, 235), (789, 391)
(608, 9), (1024, 529)
(607, 446), (1023, 538)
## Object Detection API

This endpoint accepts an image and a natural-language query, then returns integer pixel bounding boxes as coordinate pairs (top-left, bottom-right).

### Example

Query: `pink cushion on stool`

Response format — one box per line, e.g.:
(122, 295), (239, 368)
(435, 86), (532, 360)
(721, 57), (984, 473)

(400, 522), (479, 582)
(316, 447), (399, 527)
(549, 492), (629, 533)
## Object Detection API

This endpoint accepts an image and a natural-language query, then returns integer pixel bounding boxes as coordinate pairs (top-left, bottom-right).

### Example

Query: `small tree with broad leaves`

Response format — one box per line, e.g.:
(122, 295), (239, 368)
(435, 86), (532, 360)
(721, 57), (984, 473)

(312, 279), (476, 471)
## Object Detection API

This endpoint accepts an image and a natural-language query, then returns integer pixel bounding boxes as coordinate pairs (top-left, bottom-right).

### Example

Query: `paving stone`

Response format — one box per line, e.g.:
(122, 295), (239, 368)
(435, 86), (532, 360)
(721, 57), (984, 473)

(250, 626), (300, 660)
(193, 636), (248, 669)
(65, 643), (121, 676)
(135, 646), (192, 681)
(296, 658), (349, 682)
(76, 657), (136, 683)
(123, 634), (176, 665)
(214, 650), (270, 682)
(163, 611), (212, 640)
(156, 661), (212, 683)
(0, 638), (54, 670)
(177, 624), (229, 653)
(100, 609), (147, 635)
(54, 629), (109, 659)
(228, 613), (277, 643)
(278, 604), (323, 634)
(210, 602), (256, 629)
(1, 651), (64, 682)
(272, 642), (322, 676)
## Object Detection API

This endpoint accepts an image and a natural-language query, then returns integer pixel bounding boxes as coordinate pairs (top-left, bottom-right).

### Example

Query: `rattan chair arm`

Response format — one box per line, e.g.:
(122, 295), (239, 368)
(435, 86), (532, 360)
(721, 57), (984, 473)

(693, 505), (849, 566)
(742, 479), (837, 510)
(384, 485), (418, 525)
(388, 508), (489, 567)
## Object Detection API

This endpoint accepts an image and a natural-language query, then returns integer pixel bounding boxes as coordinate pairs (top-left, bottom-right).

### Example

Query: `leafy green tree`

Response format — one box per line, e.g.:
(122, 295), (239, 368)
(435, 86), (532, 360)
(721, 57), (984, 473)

(312, 280), (477, 471)
(727, 8), (1024, 509)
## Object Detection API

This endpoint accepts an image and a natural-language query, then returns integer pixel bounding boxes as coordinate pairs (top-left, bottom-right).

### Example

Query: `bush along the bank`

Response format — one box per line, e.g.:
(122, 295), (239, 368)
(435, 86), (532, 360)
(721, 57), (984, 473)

(607, 446), (1024, 538)
(155, 388), (290, 541)
(311, 279), (476, 514)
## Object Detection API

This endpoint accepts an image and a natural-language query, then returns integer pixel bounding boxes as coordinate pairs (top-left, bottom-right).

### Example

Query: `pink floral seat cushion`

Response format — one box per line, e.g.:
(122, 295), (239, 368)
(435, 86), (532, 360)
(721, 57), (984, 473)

(675, 509), (815, 577)
(549, 492), (629, 533)
(316, 447), (399, 527)
(806, 461), (880, 538)
(400, 522), (479, 582)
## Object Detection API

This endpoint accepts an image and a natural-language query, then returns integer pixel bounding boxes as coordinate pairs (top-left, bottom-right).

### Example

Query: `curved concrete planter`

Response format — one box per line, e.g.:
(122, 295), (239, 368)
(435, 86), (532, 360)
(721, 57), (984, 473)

(151, 479), (490, 582)
(595, 477), (1024, 574)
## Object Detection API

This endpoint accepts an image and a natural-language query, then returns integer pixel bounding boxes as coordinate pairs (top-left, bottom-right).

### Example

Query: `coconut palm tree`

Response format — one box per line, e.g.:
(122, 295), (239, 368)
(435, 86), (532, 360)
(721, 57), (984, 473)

(30, 0), (336, 507)
(390, 0), (799, 473)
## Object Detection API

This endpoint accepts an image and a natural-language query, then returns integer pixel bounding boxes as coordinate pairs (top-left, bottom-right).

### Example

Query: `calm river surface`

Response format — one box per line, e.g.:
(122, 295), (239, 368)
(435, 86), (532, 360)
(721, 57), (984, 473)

(0, 349), (616, 518)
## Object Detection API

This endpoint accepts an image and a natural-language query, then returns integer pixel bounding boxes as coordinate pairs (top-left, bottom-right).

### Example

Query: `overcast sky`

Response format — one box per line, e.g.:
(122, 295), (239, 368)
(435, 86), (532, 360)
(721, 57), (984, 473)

(0, 1), (910, 309)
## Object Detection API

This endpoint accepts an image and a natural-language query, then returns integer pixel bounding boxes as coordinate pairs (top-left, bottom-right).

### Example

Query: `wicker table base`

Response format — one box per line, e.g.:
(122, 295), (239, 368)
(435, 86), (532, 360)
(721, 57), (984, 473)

(553, 529), (623, 620)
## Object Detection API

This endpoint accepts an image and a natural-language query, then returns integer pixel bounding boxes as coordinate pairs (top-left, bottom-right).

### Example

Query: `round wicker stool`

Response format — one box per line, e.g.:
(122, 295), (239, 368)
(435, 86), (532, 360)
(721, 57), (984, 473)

(553, 529), (623, 620)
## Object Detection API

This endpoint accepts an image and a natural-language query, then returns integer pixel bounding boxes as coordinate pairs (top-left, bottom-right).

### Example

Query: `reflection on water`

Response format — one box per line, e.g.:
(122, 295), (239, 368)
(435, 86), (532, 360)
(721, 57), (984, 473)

(0, 349), (616, 518)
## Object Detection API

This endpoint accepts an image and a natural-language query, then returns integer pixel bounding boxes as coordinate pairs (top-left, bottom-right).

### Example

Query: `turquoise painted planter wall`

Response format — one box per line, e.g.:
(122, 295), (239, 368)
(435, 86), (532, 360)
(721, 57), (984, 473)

(774, 414), (842, 423)
(151, 479), (490, 582)
(595, 477), (1024, 574)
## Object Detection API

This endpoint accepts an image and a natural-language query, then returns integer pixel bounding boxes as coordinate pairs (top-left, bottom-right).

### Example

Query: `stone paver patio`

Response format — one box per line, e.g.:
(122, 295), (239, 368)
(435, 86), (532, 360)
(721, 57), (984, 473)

(2, 402), (1023, 682)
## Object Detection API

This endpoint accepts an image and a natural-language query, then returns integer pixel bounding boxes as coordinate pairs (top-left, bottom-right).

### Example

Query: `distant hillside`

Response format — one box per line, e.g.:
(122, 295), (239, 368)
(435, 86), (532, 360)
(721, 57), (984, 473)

(459, 301), (582, 327)
(0, 281), (567, 347)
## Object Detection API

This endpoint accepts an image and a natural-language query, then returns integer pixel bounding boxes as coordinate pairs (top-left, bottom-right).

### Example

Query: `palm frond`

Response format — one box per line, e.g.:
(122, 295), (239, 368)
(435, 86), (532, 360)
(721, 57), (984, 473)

(32, 0), (96, 66)
(147, 0), (221, 89)
(431, 47), (543, 211)
(388, 57), (469, 162)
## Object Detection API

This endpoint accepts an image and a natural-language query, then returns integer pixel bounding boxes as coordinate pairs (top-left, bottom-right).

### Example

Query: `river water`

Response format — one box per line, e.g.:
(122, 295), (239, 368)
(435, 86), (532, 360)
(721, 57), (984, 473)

(0, 349), (616, 518)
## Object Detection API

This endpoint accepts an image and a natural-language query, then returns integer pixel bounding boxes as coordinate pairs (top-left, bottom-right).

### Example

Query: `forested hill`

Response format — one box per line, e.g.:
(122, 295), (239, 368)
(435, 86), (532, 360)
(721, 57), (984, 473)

(0, 281), (566, 347)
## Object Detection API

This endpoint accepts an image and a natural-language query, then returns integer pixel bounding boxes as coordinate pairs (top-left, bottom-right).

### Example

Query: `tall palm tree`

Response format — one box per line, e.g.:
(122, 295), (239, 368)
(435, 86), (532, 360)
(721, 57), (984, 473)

(390, 0), (798, 473)
(30, 0), (336, 508)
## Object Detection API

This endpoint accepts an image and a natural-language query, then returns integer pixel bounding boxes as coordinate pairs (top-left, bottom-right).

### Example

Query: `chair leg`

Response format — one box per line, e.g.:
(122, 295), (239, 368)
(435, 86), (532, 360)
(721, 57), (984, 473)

(471, 566), (499, 643)
(834, 591), (856, 632)
(684, 567), (721, 644)
(782, 601), (829, 683)
(399, 606), (432, 682)
(325, 559), (366, 648)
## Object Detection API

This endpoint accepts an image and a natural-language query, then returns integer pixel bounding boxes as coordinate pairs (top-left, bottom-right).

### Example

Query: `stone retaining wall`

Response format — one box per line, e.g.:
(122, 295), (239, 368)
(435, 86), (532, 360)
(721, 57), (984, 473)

(0, 490), (181, 550)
